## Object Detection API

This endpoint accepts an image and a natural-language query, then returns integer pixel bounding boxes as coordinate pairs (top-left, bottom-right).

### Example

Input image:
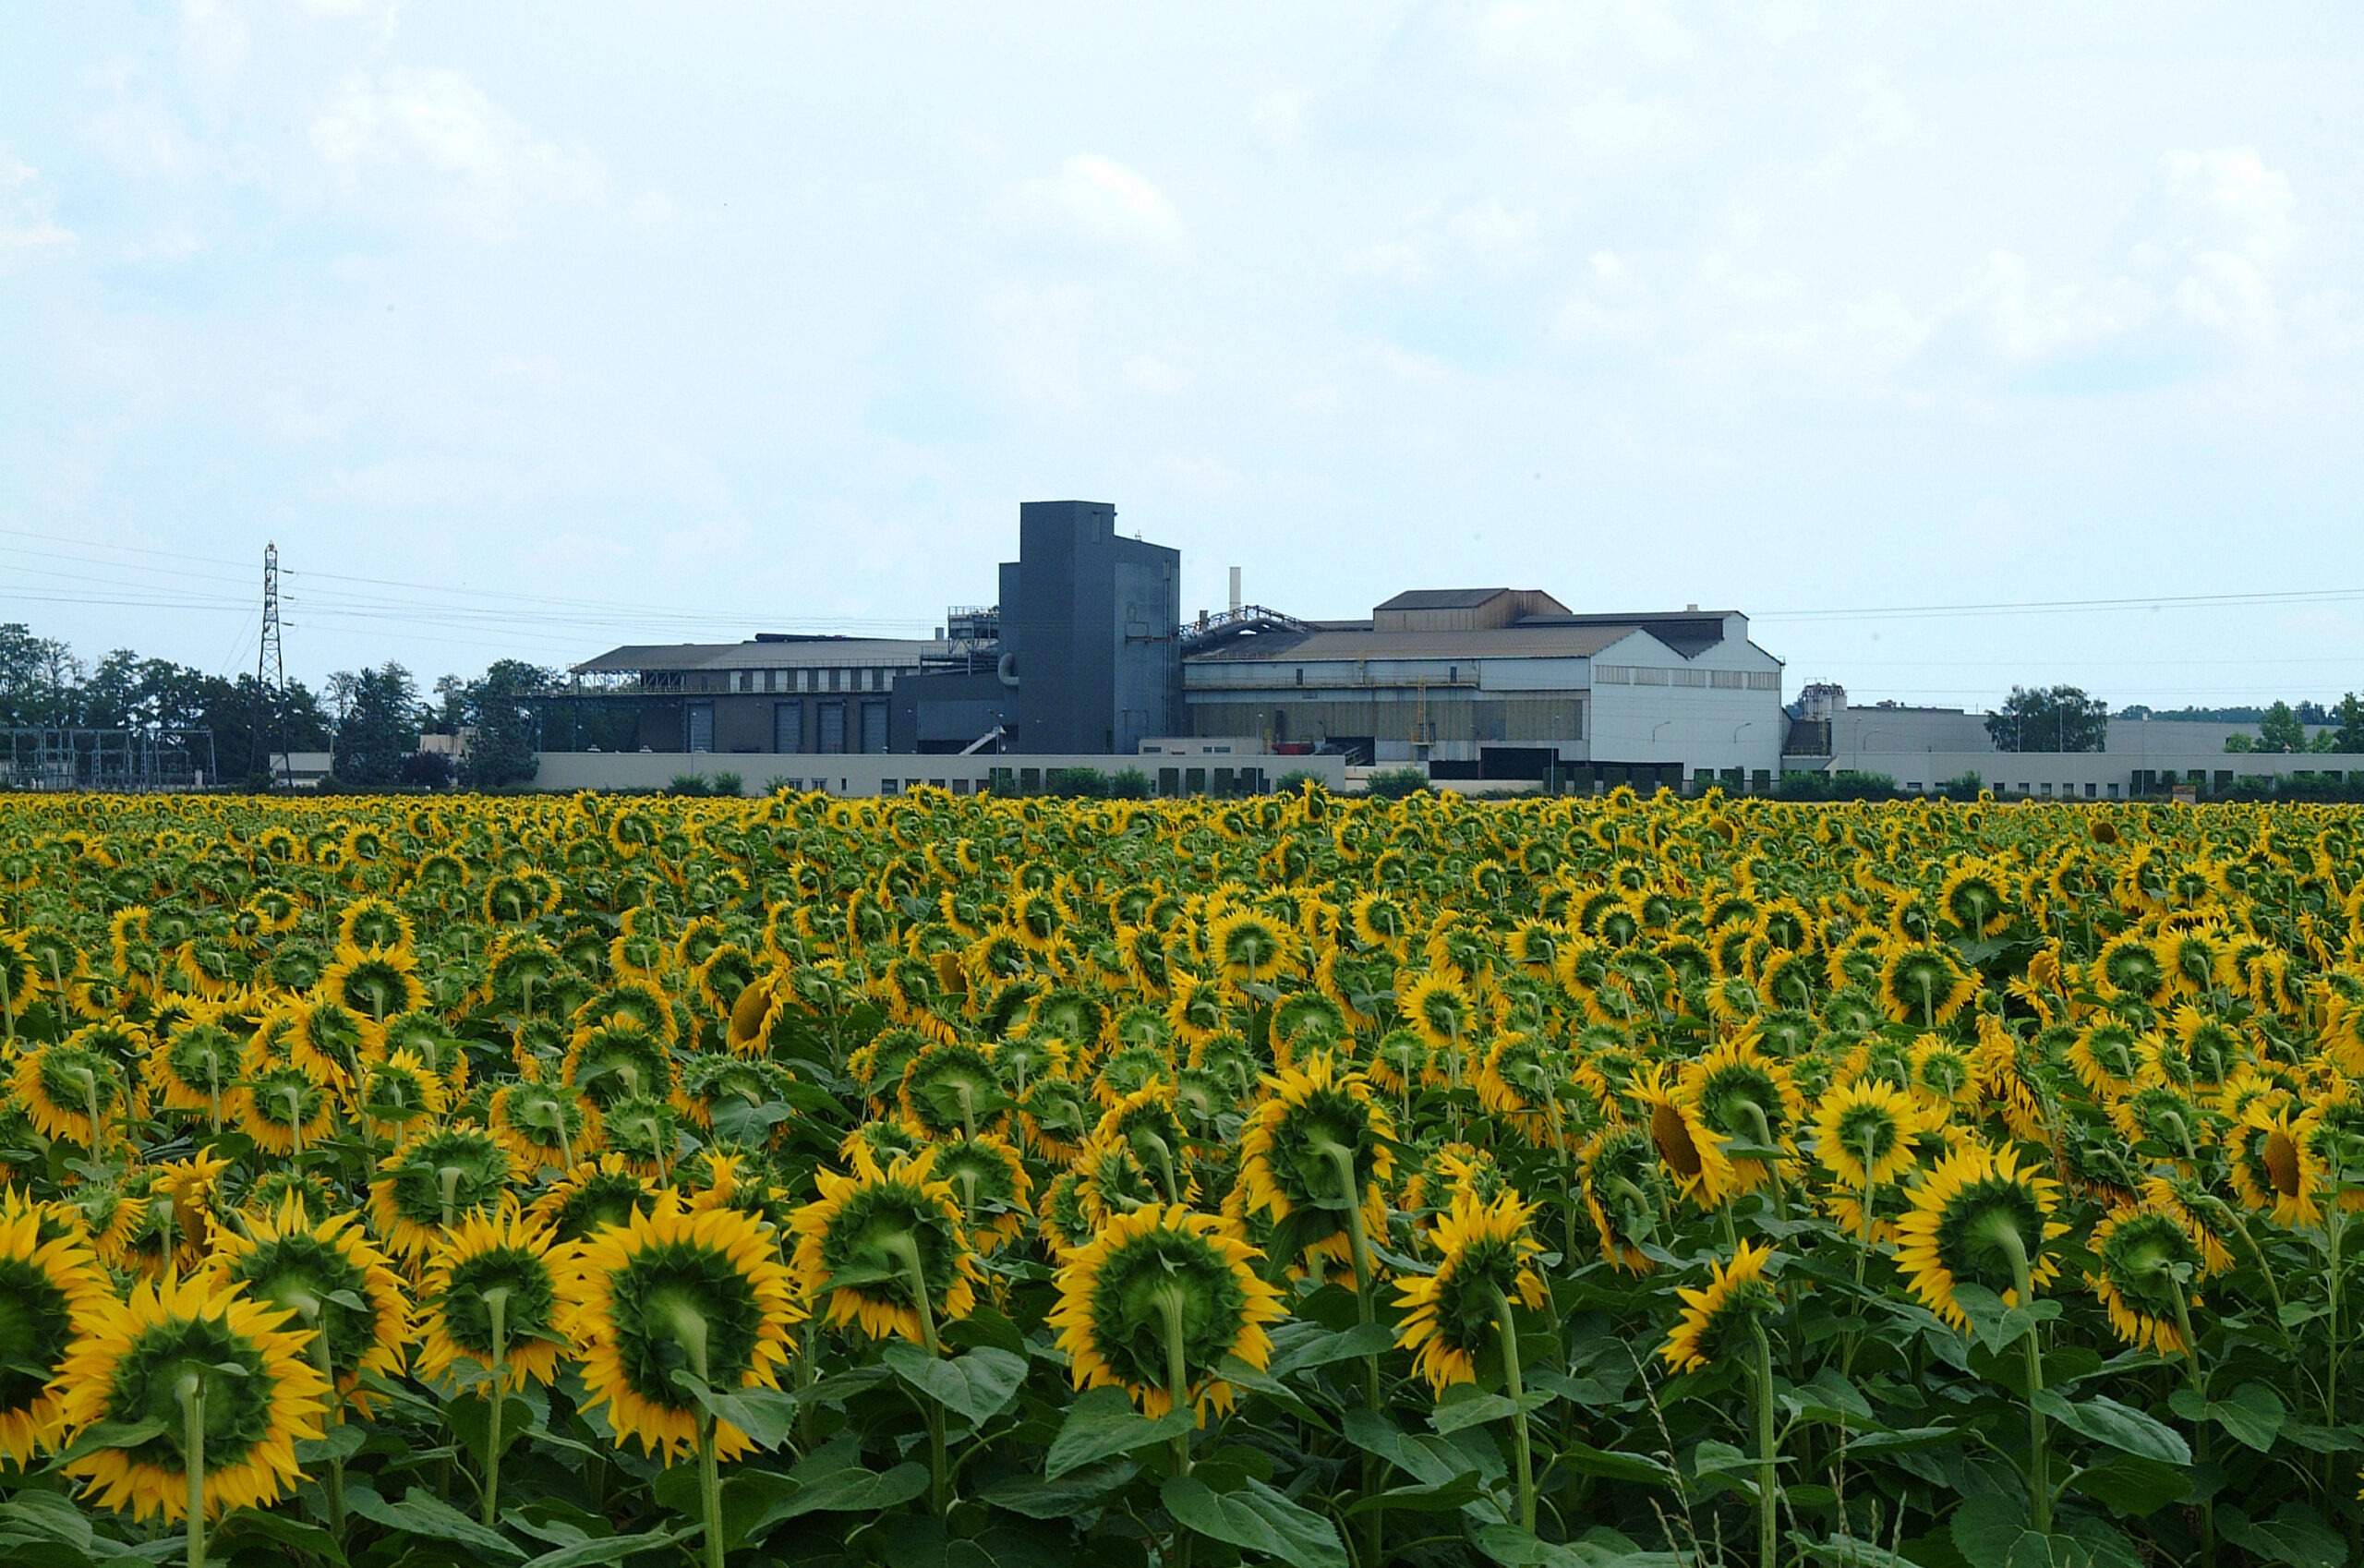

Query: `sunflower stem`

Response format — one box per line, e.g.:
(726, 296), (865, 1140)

(1489, 1284), (1537, 1533)
(1989, 1222), (2050, 1536)
(482, 1286), (511, 1528)
(882, 1234), (948, 1517)
(1317, 1138), (1387, 1568)
(2168, 1287), (2213, 1568)
(305, 1304), (346, 1538)
(1750, 1317), (1779, 1568)
(1152, 1283), (1195, 1568)
(176, 1370), (206, 1568)
(669, 1305), (728, 1568)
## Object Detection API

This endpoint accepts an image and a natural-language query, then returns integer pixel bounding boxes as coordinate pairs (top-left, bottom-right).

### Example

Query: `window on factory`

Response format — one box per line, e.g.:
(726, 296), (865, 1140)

(825, 669), (840, 693)
(817, 702), (847, 754)
(860, 701), (888, 754)
(762, 669), (777, 694)
(1672, 669), (1707, 687)
(1594, 665), (1631, 683)
(1634, 668), (1668, 685)
(1711, 670), (1743, 689)
(685, 703), (715, 754)
(1295, 669), (1304, 686)
(1746, 672), (1781, 691)
(774, 702), (802, 753)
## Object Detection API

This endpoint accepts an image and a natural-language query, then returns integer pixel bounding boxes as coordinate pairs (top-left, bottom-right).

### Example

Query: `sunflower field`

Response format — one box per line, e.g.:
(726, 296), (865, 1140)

(1, 788), (2362, 1568)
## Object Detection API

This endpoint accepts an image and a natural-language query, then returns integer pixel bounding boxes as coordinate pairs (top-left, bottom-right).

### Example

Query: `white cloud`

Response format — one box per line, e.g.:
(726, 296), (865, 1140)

(2162, 146), (2298, 344)
(1250, 89), (1311, 144)
(1123, 355), (1184, 394)
(0, 150), (74, 261)
(1010, 154), (1185, 259)
(311, 67), (608, 235)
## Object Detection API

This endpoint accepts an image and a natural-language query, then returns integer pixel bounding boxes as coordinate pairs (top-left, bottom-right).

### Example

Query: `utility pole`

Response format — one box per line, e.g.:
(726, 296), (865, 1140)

(254, 542), (289, 789)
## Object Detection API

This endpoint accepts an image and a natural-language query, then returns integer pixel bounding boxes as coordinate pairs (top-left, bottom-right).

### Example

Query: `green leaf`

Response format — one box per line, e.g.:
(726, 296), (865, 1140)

(2029, 1391), (2189, 1464)
(883, 1343), (1030, 1427)
(2065, 1453), (2189, 1516)
(1214, 1353), (1331, 1426)
(345, 1484), (526, 1560)
(1690, 1439), (1756, 1500)
(1337, 1407), (1479, 1490)
(1553, 1441), (1680, 1487)
(1474, 1522), (1685, 1566)
(2166, 1379), (2285, 1453)
(1948, 1493), (2027, 1568)
(1430, 1391), (1520, 1435)
(55, 1418), (168, 1461)
(1263, 1320), (1398, 1381)
(210, 1511), (349, 1568)
(1341, 1473), (1482, 1516)
(1785, 1536), (1919, 1568)
(745, 1460), (930, 1529)
(2219, 1502), (2347, 1568)
(0, 1494), (94, 1550)
(678, 1378), (801, 1449)
(519, 1531), (684, 1568)
(974, 1463), (1139, 1519)
(1848, 1426), (1970, 1456)
(1161, 1475), (1348, 1568)
(1044, 1386), (1196, 1478)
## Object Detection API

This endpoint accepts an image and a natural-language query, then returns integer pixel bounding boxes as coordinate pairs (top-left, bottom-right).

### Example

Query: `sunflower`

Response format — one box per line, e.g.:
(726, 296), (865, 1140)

(0, 1203), (114, 1464)
(1580, 1127), (1670, 1272)
(418, 1199), (568, 1391)
(58, 1274), (330, 1523)
(1937, 861), (2014, 938)
(235, 1059), (338, 1157)
(358, 1049), (450, 1140)
(1814, 1079), (1924, 1190)
(790, 1144), (982, 1344)
(1208, 909), (1293, 987)
(1048, 1203), (1285, 1422)
(368, 1125), (515, 1263)
(2086, 1206), (2206, 1356)
(1894, 1143), (2068, 1330)
(1634, 1063), (1737, 1206)
(205, 1198), (409, 1409)
(1236, 1056), (1397, 1270)
(1679, 1035), (1803, 1193)
(565, 1197), (800, 1462)
(2228, 1103), (2318, 1228)
(1877, 943), (1977, 1029)
(1400, 971), (1477, 1055)
(488, 1080), (599, 1175)
(1660, 1241), (1779, 1374)
(528, 1154), (660, 1246)
(1393, 1190), (1549, 1393)
(11, 1039), (129, 1150)
(925, 1132), (1036, 1252)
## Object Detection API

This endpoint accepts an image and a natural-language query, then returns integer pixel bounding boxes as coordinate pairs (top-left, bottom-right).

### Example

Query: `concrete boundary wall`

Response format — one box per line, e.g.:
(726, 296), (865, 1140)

(531, 751), (1347, 798)
(1815, 748), (2364, 798)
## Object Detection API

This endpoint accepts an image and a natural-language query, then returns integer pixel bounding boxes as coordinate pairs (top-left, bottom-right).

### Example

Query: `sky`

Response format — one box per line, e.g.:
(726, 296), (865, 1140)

(3, 2), (2361, 710)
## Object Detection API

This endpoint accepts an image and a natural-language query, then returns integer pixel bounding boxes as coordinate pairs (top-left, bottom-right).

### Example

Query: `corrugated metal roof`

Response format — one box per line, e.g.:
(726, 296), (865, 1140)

(573, 638), (945, 674)
(1372, 588), (1517, 610)
(1188, 623), (1646, 662)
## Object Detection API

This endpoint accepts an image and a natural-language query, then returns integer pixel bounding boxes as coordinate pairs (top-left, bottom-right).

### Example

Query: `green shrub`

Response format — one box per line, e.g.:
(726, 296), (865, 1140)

(1363, 766), (1429, 799)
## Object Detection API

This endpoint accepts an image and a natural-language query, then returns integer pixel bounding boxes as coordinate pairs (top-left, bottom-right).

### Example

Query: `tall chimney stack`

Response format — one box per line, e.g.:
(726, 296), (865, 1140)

(1228, 566), (1242, 615)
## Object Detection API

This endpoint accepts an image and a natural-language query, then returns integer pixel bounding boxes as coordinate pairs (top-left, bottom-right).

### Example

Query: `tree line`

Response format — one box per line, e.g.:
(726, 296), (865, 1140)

(0, 622), (549, 789)
(1984, 684), (2364, 754)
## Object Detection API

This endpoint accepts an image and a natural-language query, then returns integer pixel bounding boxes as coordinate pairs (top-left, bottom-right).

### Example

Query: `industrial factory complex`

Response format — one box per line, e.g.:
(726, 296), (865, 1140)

(534, 500), (2357, 799)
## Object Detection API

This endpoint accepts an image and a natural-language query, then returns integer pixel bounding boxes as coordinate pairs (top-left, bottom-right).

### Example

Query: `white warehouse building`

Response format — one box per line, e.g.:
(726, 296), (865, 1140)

(1179, 589), (1788, 790)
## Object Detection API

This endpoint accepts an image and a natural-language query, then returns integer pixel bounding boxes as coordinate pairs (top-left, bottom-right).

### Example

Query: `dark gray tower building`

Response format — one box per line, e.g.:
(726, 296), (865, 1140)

(1004, 500), (1181, 754)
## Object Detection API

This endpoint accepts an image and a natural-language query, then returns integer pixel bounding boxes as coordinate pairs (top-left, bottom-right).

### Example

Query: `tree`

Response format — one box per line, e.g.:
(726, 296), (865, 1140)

(332, 663), (424, 785)
(2256, 701), (2308, 754)
(1986, 686), (2108, 753)
(2330, 693), (2364, 754)
(0, 623), (82, 727)
(460, 660), (549, 789)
